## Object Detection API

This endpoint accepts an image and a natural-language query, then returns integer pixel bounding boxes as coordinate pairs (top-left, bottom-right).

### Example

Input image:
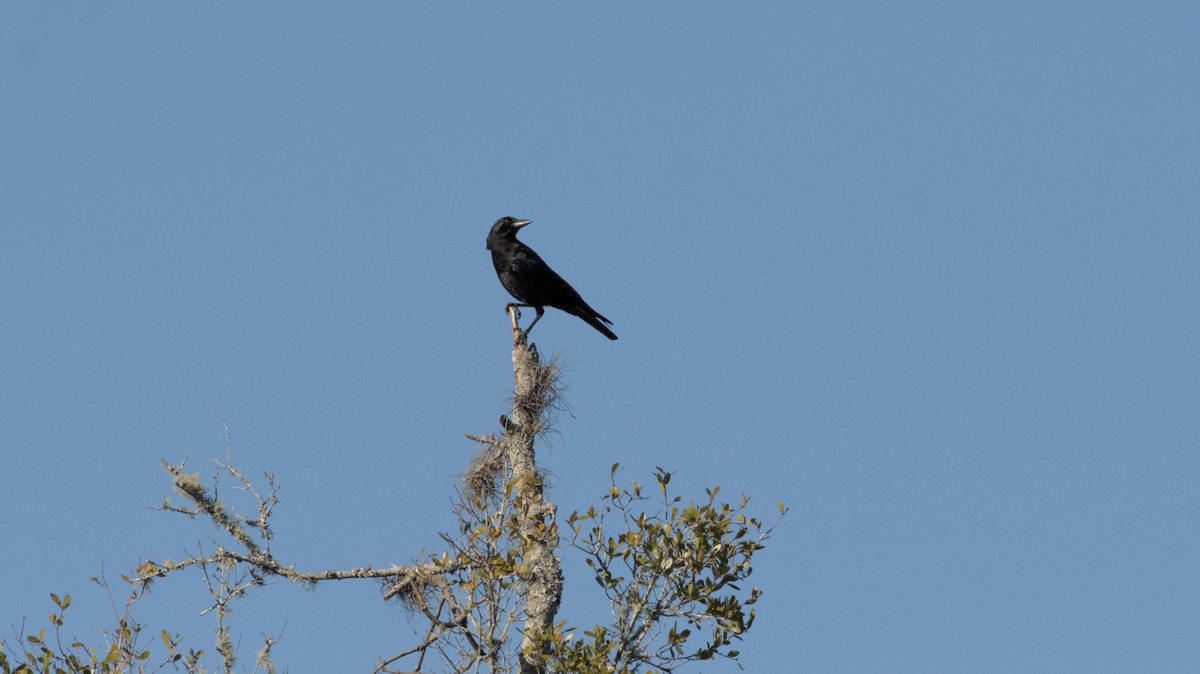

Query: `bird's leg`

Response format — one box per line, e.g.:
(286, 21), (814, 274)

(504, 304), (544, 343)
(524, 306), (547, 335)
(506, 304), (543, 330)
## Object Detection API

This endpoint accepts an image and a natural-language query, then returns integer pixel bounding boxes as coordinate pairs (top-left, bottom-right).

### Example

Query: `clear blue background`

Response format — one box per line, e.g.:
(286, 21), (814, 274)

(2, 2), (1197, 672)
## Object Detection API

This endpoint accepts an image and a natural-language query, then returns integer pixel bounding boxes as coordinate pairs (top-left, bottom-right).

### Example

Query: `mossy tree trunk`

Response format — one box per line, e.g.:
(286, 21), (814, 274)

(504, 311), (564, 674)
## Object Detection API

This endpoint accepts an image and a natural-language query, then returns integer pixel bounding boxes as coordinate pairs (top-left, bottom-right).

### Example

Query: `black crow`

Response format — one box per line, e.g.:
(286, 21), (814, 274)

(486, 216), (617, 340)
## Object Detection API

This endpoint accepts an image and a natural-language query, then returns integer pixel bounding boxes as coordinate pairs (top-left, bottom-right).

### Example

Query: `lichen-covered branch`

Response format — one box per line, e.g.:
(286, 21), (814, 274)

(503, 309), (565, 674)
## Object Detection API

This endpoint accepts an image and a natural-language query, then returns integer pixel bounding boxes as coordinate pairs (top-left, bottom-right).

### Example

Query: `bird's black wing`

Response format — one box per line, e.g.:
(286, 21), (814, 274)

(496, 244), (586, 309)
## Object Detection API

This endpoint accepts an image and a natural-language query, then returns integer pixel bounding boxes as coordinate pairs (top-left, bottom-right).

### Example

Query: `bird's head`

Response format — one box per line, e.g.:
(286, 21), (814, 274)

(487, 216), (531, 248)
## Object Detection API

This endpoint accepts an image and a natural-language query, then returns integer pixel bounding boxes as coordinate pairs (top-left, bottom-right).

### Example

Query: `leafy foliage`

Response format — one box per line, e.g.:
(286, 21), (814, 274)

(0, 580), (202, 674)
(545, 465), (784, 674)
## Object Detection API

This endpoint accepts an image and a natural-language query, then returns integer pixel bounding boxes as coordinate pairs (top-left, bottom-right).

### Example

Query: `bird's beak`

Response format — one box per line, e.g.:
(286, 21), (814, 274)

(513, 219), (531, 229)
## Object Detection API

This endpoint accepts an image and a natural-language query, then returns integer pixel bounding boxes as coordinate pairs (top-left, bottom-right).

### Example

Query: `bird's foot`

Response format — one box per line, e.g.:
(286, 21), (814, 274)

(505, 303), (522, 320)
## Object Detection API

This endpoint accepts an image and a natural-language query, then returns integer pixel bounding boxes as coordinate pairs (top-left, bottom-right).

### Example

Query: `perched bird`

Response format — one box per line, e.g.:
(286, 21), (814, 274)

(487, 216), (618, 340)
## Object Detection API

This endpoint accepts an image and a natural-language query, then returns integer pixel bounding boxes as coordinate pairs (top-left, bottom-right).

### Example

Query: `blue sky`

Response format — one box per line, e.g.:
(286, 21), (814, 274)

(2, 2), (1197, 672)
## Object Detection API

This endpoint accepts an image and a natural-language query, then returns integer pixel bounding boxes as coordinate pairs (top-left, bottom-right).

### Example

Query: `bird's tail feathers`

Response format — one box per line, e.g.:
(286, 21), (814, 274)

(577, 308), (618, 340)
